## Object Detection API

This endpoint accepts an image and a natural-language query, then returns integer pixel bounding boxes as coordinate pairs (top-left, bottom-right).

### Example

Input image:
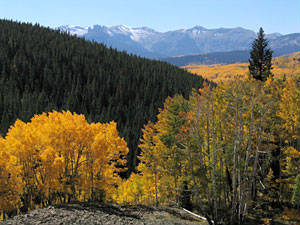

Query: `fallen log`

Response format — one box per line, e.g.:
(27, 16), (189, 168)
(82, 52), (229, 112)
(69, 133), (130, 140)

(182, 208), (214, 224)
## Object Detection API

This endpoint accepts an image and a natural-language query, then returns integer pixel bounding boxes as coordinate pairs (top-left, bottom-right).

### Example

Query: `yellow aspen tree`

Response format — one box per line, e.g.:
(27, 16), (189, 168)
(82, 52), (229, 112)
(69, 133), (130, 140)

(88, 121), (128, 201)
(0, 137), (22, 218)
(278, 77), (300, 206)
(5, 119), (44, 212)
(3, 110), (128, 212)
(278, 77), (300, 147)
(155, 96), (191, 204)
(138, 122), (162, 206)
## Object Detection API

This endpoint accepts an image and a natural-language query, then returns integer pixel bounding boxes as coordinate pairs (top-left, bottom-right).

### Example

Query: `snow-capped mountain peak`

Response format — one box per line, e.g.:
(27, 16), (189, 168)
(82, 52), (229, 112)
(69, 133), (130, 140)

(59, 25), (89, 36)
(57, 24), (298, 59)
(59, 24), (160, 42)
(110, 25), (131, 34)
(107, 25), (157, 41)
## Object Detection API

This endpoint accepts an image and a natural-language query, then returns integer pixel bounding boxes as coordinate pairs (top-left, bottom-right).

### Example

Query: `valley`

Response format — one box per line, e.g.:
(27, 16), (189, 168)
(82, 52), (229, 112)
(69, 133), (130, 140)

(184, 52), (300, 82)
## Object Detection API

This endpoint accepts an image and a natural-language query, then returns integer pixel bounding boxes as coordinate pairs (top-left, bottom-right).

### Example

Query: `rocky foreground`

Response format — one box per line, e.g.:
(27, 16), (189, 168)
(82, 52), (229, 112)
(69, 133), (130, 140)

(0, 202), (207, 225)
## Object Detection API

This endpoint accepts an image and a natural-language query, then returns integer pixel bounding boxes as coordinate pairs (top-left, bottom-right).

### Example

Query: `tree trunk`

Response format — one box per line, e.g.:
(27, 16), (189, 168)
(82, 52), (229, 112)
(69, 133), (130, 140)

(241, 99), (254, 220)
(186, 144), (215, 225)
(154, 169), (158, 207)
(211, 94), (218, 222)
(245, 107), (265, 215)
(231, 104), (239, 223)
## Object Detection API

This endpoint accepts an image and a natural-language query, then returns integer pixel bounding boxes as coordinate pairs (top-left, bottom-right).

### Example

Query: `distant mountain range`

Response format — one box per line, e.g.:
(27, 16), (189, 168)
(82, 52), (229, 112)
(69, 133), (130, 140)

(59, 25), (300, 62)
(162, 46), (300, 67)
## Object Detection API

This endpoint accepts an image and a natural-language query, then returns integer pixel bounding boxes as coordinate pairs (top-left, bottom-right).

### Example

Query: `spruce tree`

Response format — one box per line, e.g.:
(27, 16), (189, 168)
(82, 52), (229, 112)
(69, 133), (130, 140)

(249, 27), (273, 81)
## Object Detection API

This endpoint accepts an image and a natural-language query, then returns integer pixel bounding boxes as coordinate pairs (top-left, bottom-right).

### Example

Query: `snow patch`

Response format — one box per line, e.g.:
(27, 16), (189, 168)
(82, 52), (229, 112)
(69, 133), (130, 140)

(108, 25), (156, 42)
(59, 25), (89, 36)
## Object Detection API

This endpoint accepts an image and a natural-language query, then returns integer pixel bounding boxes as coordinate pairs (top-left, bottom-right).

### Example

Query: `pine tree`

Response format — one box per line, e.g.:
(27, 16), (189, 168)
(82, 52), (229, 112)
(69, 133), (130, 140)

(248, 27), (273, 81)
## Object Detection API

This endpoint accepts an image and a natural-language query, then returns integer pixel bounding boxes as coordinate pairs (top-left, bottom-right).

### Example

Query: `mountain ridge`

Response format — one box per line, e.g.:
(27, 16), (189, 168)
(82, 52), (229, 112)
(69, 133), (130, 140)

(58, 24), (300, 59)
(161, 45), (300, 66)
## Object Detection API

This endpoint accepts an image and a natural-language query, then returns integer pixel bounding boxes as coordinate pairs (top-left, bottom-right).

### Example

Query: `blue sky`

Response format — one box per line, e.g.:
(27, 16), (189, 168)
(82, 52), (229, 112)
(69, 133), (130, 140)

(0, 0), (299, 34)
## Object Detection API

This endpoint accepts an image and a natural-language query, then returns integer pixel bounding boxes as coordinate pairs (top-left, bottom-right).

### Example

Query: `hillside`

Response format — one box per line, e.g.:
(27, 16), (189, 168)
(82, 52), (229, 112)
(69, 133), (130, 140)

(0, 19), (208, 174)
(184, 52), (300, 82)
(162, 50), (250, 66)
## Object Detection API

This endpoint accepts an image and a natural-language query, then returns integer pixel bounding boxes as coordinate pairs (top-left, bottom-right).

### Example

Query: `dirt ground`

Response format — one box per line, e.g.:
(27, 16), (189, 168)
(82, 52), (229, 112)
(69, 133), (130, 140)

(0, 202), (208, 225)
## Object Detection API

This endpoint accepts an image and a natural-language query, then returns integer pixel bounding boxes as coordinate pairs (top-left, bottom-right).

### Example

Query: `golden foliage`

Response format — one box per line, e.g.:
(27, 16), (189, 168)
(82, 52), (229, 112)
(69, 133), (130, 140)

(0, 137), (22, 214)
(114, 96), (190, 206)
(0, 111), (128, 214)
(114, 76), (300, 223)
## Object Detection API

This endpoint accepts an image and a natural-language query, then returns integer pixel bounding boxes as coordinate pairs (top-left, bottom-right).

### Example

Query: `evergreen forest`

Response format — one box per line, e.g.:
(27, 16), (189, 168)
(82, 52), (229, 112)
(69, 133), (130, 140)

(0, 19), (208, 174)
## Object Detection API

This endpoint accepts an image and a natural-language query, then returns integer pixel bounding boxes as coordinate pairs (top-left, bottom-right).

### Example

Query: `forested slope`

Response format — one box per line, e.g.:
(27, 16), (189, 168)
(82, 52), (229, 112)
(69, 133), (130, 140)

(0, 20), (208, 173)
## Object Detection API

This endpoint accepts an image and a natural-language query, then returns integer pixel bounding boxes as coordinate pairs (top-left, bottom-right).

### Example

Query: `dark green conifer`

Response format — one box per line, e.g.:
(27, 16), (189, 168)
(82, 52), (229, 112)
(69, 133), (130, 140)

(249, 27), (273, 81)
